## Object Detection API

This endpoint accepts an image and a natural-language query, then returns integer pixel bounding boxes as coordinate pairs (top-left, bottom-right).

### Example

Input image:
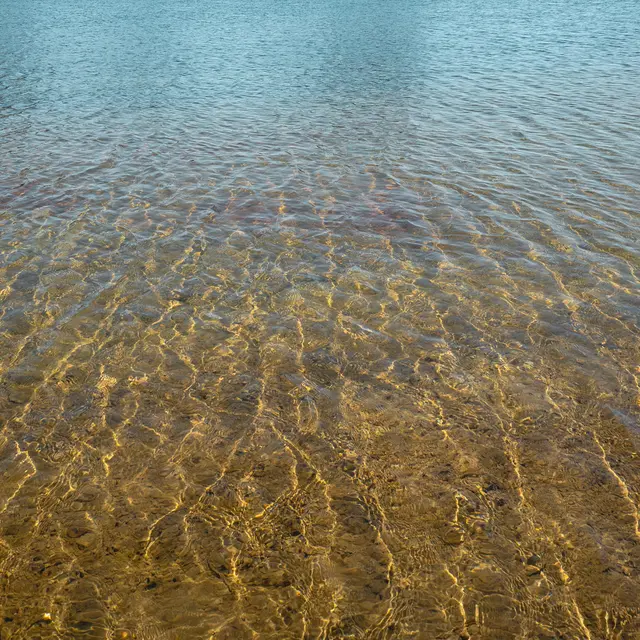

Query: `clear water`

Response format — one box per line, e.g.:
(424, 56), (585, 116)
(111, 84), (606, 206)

(1, 0), (640, 637)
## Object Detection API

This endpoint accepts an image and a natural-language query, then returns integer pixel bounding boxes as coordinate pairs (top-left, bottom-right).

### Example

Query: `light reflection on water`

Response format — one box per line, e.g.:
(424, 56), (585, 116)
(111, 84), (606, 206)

(1, 0), (640, 637)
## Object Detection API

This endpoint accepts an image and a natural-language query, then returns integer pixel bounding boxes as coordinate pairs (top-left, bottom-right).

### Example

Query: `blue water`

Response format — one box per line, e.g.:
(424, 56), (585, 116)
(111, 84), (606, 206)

(1, 0), (640, 638)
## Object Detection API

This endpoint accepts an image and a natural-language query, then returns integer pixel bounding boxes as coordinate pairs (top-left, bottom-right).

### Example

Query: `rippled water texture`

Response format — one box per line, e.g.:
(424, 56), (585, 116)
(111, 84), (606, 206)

(1, 0), (640, 637)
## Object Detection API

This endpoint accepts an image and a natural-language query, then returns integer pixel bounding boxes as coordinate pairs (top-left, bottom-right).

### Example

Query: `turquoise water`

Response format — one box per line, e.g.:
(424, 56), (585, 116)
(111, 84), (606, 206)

(1, 0), (640, 638)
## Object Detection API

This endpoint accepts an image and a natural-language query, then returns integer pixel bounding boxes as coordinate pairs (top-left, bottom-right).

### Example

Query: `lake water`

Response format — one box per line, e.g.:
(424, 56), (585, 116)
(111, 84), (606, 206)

(1, 0), (640, 637)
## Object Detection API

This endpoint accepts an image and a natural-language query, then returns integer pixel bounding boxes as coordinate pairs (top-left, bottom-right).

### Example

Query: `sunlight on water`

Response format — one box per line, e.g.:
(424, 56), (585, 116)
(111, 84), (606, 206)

(1, 0), (640, 637)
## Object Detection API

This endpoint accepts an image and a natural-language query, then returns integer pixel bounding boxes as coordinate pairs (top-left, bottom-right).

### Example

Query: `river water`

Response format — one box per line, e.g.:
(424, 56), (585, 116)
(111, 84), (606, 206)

(1, 0), (640, 638)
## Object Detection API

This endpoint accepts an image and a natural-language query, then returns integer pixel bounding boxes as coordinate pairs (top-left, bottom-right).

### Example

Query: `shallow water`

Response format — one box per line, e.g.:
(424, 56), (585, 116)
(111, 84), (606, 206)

(1, 0), (640, 637)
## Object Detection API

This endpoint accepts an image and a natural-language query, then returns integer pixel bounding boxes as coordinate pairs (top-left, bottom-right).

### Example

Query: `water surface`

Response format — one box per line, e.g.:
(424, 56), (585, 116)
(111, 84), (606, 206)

(1, 0), (640, 637)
